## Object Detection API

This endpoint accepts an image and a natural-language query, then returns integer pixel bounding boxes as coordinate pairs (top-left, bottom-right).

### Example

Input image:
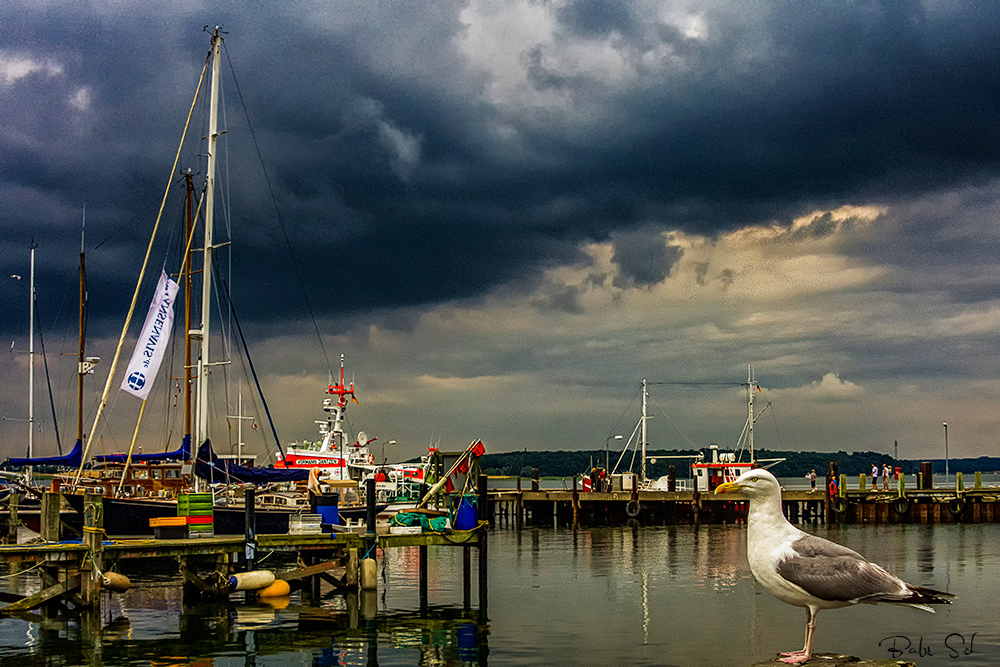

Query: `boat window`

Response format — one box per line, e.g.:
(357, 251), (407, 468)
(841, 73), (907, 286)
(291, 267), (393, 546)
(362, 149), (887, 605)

(133, 469), (149, 480)
(165, 469), (181, 479)
(151, 470), (162, 480)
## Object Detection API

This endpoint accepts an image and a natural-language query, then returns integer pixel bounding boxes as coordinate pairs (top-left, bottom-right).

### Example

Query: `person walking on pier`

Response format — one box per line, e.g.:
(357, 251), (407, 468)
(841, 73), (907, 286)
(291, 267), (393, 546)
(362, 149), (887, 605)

(882, 464), (891, 491)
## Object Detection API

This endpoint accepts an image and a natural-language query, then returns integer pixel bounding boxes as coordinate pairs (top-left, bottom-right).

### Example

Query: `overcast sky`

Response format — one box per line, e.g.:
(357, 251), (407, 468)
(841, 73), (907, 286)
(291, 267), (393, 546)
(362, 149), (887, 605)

(2, 1), (1000, 468)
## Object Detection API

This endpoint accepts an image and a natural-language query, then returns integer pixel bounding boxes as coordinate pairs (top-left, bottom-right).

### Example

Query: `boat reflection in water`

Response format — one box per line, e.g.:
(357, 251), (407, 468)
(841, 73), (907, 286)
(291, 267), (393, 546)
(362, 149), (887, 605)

(2, 580), (489, 667)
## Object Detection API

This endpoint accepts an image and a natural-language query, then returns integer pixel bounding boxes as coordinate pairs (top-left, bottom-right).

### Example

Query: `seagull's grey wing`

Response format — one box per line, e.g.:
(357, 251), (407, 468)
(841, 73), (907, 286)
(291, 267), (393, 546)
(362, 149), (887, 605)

(775, 534), (907, 603)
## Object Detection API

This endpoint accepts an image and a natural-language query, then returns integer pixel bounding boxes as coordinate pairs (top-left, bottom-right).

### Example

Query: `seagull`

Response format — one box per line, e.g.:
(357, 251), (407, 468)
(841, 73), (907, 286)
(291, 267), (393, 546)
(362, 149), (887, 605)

(716, 468), (953, 664)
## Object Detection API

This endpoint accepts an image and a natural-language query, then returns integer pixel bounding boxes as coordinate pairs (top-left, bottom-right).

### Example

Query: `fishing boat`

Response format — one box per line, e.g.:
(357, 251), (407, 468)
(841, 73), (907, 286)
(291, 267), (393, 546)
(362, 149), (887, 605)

(273, 356), (431, 509)
(273, 356), (380, 478)
(689, 366), (785, 490)
(602, 366), (782, 493)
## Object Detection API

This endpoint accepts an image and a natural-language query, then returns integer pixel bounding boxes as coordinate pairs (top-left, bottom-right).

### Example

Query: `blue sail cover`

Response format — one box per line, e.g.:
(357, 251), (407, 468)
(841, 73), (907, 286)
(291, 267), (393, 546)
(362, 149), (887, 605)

(93, 434), (192, 463)
(195, 439), (308, 484)
(7, 439), (83, 468)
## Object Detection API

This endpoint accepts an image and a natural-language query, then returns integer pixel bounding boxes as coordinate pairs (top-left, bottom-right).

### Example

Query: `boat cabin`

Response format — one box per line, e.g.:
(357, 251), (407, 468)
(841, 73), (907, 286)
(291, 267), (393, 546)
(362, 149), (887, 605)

(52, 462), (192, 498)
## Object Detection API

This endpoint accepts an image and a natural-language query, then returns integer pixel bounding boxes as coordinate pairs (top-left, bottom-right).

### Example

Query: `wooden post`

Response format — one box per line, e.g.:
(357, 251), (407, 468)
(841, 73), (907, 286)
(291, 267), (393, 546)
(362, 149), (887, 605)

(531, 468), (539, 492)
(419, 544), (428, 612)
(921, 462), (933, 489)
(463, 545), (471, 610)
(5, 493), (19, 545)
(477, 473), (488, 621)
(365, 477), (377, 559)
(571, 475), (579, 529)
(346, 548), (359, 590)
(40, 491), (61, 542)
(81, 493), (103, 609)
(244, 484), (257, 603)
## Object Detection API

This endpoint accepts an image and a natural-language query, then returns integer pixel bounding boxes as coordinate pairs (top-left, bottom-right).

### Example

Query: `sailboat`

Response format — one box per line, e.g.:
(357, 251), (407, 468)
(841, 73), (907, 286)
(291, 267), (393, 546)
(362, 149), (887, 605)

(54, 28), (371, 537)
(603, 366), (784, 493)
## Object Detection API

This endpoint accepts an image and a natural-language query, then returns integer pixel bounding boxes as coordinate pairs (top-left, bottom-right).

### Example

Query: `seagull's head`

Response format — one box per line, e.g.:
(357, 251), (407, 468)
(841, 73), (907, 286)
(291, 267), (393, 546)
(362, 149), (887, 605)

(714, 468), (780, 499)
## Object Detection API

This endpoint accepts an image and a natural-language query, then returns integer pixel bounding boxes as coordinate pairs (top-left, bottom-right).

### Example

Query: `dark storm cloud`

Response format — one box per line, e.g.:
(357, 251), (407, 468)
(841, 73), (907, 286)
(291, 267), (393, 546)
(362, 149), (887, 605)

(610, 227), (683, 288)
(2, 0), (999, 339)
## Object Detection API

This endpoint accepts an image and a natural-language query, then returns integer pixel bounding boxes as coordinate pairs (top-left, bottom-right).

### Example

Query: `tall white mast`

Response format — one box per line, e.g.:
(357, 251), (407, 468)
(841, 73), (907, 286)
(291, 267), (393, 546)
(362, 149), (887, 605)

(641, 378), (648, 482)
(27, 244), (36, 487)
(195, 28), (223, 449)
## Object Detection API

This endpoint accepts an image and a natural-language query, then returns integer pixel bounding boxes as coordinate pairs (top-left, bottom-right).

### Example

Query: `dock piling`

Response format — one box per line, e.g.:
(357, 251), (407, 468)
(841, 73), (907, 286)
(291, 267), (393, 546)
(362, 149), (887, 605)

(4, 493), (18, 546)
(478, 473), (488, 621)
(920, 461), (933, 489)
(419, 544), (428, 611)
(41, 492), (60, 542)
(244, 484), (257, 603)
(81, 493), (103, 609)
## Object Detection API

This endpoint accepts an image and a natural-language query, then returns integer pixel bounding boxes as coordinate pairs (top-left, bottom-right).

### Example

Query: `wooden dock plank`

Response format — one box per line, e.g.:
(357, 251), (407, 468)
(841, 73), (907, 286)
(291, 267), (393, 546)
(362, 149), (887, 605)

(275, 560), (343, 582)
(0, 575), (81, 614)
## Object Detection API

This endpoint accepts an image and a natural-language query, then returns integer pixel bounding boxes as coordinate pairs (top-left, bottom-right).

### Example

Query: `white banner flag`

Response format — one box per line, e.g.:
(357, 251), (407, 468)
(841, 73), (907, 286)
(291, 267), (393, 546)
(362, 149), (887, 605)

(121, 270), (180, 400)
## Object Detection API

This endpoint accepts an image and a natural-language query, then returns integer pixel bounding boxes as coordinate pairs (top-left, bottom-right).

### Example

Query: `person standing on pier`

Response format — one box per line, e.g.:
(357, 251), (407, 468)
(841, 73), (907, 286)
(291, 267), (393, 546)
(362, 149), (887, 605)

(871, 463), (879, 491)
(882, 464), (891, 491)
(809, 469), (817, 491)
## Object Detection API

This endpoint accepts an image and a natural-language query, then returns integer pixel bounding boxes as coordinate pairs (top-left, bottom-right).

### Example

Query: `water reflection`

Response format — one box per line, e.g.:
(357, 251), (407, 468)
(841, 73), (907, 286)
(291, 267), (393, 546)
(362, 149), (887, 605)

(3, 524), (1000, 667)
(0, 587), (489, 666)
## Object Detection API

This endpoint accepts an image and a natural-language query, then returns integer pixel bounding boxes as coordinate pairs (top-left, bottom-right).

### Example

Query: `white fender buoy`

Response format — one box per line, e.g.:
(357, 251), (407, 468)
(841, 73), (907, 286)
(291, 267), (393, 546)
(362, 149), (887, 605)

(101, 571), (132, 593)
(361, 557), (378, 591)
(228, 570), (276, 592)
(258, 579), (291, 597)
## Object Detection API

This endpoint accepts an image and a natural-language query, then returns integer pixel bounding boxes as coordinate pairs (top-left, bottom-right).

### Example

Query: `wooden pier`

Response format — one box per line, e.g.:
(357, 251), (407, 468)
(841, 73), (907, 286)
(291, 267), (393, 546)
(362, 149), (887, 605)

(484, 465), (1000, 528)
(0, 478), (490, 622)
(487, 487), (826, 527)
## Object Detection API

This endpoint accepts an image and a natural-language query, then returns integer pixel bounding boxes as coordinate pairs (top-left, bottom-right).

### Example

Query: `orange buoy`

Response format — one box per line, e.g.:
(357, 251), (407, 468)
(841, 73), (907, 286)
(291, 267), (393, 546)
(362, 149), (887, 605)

(101, 571), (132, 593)
(258, 579), (291, 598)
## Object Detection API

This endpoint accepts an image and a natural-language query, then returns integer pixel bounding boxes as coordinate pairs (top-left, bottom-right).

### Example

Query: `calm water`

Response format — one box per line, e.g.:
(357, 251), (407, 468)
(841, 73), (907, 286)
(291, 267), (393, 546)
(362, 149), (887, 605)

(0, 523), (996, 666)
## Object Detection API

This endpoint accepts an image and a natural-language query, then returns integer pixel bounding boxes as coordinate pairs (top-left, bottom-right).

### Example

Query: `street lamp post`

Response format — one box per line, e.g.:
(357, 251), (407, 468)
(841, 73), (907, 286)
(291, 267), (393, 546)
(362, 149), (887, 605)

(382, 439), (396, 466)
(943, 423), (948, 478)
(605, 435), (622, 472)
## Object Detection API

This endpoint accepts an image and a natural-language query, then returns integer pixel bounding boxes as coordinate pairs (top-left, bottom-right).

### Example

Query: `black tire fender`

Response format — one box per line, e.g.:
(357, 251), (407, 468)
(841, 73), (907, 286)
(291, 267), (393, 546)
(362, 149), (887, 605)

(625, 500), (640, 517)
(948, 497), (966, 517)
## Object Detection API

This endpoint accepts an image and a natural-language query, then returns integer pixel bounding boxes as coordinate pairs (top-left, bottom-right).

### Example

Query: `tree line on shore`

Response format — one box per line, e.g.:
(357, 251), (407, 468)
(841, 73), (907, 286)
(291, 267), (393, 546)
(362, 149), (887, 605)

(478, 448), (1000, 479)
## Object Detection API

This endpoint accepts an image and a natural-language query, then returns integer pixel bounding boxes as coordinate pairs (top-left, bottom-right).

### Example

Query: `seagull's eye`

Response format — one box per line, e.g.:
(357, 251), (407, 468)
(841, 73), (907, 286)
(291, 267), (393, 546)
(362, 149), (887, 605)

(751, 476), (758, 482)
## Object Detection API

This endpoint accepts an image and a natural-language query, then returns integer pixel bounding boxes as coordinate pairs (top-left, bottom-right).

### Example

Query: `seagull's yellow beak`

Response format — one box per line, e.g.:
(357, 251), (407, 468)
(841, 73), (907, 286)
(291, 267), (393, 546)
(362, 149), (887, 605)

(715, 481), (742, 495)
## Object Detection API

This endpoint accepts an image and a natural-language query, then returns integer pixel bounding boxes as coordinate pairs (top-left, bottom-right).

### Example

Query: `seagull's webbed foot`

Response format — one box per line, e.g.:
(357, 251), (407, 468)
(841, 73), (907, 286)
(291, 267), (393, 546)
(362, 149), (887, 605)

(777, 649), (812, 664)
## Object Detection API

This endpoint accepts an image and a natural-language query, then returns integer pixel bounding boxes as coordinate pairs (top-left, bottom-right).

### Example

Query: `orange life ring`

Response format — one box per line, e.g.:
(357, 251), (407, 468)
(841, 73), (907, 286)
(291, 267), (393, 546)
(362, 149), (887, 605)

(828, 481), (838, 497)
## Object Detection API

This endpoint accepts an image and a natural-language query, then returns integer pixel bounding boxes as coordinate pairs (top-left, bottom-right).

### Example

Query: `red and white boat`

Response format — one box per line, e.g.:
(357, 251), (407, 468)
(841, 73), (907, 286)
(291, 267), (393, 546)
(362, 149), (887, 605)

(274, 357), (431, 505)
(273, 356), (377, 479)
